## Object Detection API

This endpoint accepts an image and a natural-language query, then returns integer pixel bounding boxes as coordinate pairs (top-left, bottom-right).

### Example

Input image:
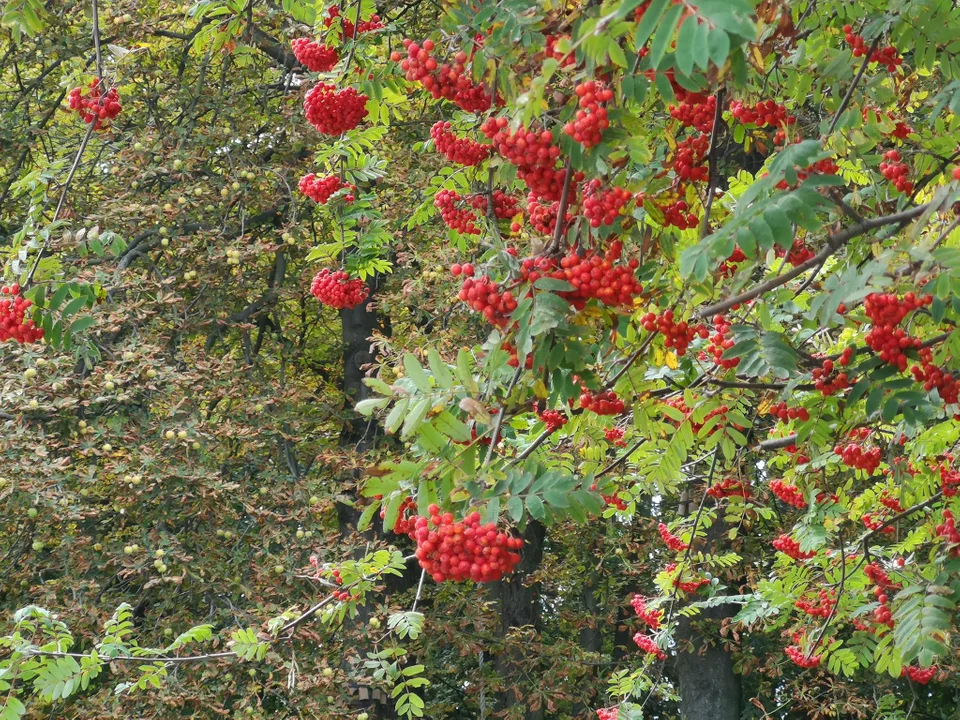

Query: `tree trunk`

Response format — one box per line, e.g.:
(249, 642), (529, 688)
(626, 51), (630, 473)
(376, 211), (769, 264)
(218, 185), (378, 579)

(674, 603), (741, 720)
(493, 520), (546, 720)
(339, 284), (382, 450)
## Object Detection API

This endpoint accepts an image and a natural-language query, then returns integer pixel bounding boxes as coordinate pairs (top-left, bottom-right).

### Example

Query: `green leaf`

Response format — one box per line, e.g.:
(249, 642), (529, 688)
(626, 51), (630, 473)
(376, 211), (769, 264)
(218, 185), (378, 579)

(634, 0), (671, 51)
(674, 15), (697, 76)
(881, 397), (899, 423)
(648, 3), (684, 69)
(403, 353), (431, 392)
(427, 349), (454, 389)
(61, 296), (87, 318)
(525, 494), (545, 521)
(68, 316), (96, 335)
(507, 495), (524, 522)
(401, 397), (430, 439)
(706, 26), (730, 67)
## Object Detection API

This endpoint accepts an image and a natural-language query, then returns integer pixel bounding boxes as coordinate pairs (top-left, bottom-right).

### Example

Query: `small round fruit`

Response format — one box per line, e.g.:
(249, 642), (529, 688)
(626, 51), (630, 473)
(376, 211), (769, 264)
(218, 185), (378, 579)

(164, 430), (175, 440)
(93, 543), (103, 551)
(105, 381), (115, 391)
(322, 667), (333, 678)
(24, 368), (37, 380)
(177, 430), (187, 439)
(164, 628), (174, 637)
(296, 529), (304, 539)
(32, 540), (45, 551)
(146, 369), (158, 379)
(102, 443), (113, 452)
(309, 496), (320, 505)
(28, 507), (38, 518)
(274, 565), (285, 574)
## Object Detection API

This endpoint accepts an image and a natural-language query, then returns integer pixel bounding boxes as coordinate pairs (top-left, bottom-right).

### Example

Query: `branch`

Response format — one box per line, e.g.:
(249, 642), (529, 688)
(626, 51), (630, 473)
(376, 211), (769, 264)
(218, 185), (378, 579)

(755, 434), (798, 451)
(700, 87), (726, 239)
(825, 36), (880, 136)
(546, 159), (575, 254)
(696, 202), (932, 319)
(860, 492), (942, 544)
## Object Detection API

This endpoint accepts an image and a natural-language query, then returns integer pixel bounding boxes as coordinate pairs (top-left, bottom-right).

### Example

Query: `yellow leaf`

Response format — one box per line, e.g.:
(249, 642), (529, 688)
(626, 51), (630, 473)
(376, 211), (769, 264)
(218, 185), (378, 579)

(665, 352), (678, 370)
(758, 397), (774, 416)
(533, 380), (548, 399)
(750, 46), (766, 71)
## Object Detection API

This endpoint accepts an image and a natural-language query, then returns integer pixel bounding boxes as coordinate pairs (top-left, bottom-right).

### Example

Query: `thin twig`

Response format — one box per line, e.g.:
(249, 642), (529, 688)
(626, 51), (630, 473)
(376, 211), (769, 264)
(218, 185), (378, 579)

(700, 87), (726, 239)
(826, 36), (880, 136)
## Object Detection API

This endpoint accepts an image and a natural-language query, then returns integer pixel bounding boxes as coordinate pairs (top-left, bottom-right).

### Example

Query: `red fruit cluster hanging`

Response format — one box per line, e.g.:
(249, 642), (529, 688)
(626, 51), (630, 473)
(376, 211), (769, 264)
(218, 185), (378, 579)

(659, 198), (699, 230)
(470, 190), (521, 220)
(596, 708), (620, 720)
(879, 150), (913, 193)
(526, 195), (568, 235)
(778, 239), (816, 267)
(0, 284), (43, 344)
(604, 427), (627, 447)
(664, 562), (708, 593)
(435, 189), (481, 234)
(298, 173), (356, 204)
(769, 402), (810, 423)
(719, 246), (747, 276)
(657, 522), (689, 552)
(382, 496), (418, 536)
(641, 310), (707, 357)
(912, 348), (960, 405)
(863, 107), (913, 140)
(633, 633), (666, 660)
(458, 275), (517, 326)
(730, 99), (796, 128)
(537, 406), (567, 432)
(935, 509), (960, 555)
(408, 506), (522, 583)
(671, 133), (710, 182)
(863, 292), (931, 370)
(812, 350), (853, 395)
(704, 314), (739, 369)
(770, 479), (806, 508)
(834, 429), (882, 474)
(481, 119), (568, 201)
(310, 269), (369, 309)
(430, 121), (490, 166)
(785, 644), (821, 668)
(707, 477), (751, 500)
(395, 39), (493, 113)
(68, 81), (121, 130)
(291, 39), (339, 72)
(902, 666), (938, 684)
(563, 81), (613, 149)
(631, 595), (662, 629)
(582, 179), (633, 227)
(795, 590), (835, 618)
(669, 93), (716, 133)
(325, 6), (383, 38)
(304, 83), (369, 136)
(772, 534), (815, 560)
(776, 157), (840, 190)
(580, 387), (625, 416)
(544, 34), (576, 67)
(842, 26), (902, 71)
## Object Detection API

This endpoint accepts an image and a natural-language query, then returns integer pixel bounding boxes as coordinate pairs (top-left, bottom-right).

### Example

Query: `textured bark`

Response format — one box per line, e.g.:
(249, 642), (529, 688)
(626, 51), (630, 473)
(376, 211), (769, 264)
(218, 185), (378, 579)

(674, 603), (741, 720)
(493, 520), (546, 720)
(339, 283), (382, 450)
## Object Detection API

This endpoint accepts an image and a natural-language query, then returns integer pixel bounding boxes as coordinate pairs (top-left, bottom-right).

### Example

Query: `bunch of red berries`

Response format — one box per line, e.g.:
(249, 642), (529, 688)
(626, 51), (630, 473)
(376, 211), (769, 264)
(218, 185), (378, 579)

(310, 269), (369, 309)
(0, 285), (43, 344)
(812, 351), (853, 395)
(719, 246), (747, 276)
(785, 644), (821, 668)
(543, 34), (576, 67)
(705, 314), (739, 369)
(605, 427), (627, 447)
(592, 483), (629, 510)
(879, 150), (913, 193)
(842, 26), (902, 71)
(772, 534), (816, 560)
(394, 39), (493, 113)
(633, 633), (666, 660)
(659, 198), (699, 230)
(458, 275), (517, 326)
(834, 437), (882, 475)
(778, 239), (816, 266)
(582, 179), (632, 227)
(325, 6), (382, 38)
(878, 491), (904, 513)
(862, 512), (895, 534)
(298, 173), (355, 204)
(902, 666), (938, 684)
(707, 477), (751, 500)
(596, 708), (620, 720)
(939, 464), (960, 497)
(430, 121), (490, 166)
(579, 388), (624, 415)
(303, 83), (369, 135)
(526, 196), (566, 235)
(911, 348), (959, 405)
(663, 562), (708, 593)
(770, 479), (807, 508)
(480, 119), (568, 201)
(631, 595), (662, 629)
(519, 242), (643, 310)
(564, 81), (613, 149)
(863, 107), (913, 139)
(769, 402), (810, 423)
(450, 262), (475, 277)
(311, 558), (362, 602)
(730, 99), (796, 128)
(658, 522), (689, 552)
(435, 189), (481, 235)
(935, 509), (960, 555)
(381, 496), (418, 535)
(537, 406), (567, 432)
(776, 158), (840, 190)
(795, 590), (835, 618)
(291, 39), (339, 72)
(408, 505), (523, 583)
(670, 133), (710, 182)
(669, 93), (716, 133)
(863, 292), (931, 370)
(641, 310), (707, 357)
(871, 583), (895, 628)
(470, 190), (521, 220)
(68, 81), (121, 130)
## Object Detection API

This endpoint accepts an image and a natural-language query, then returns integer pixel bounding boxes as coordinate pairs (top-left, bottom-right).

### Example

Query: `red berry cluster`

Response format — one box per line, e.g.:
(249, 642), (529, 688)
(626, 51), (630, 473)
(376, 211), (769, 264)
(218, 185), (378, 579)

(605, 427), (627, 447)
(912, 347), (960, 405)
(834, 435), (882, 475)
(935, 509), (960, 555)
(795, 590), (835, 618)
(0, 285), (43, 344)
(582, 179), (632, 227)
(707, 477), (751, 500)
(657, 522), (688, 552)
(730, 99), (796, 128)
(769, 402), (810, 423)
(902, 666), (937, 684)
(770, 479), (807, 508)
(772, 534), (816, 560)
(450, 263), (475, 278)
(863, 107), (913, 140)
(862, 512), (895, 534)
(812, 350), (853, 395)
(458, 275), (517, 326)
(310, 269), (369, 309)
(520, 241), (643, 310)
(430, 121), (490, 166)
(659, 198), (699, 230)
(381, 496), (418, 536)
(597, 708), (619, 720)
(298, 173), (355, 204)
(395, 39), (493, 113)
(537, 406), (567, 432)
(939, 464), (960, 497)
(470, 190), (521, 220)
(661, 397), (732, 436)
(631, 595), (662, 629)
(591, 481), (629, 510)
(671, 133), (710, 182)
(664, 562), (708, 593)
(580, 388), (625, 416)
(879, 491), (904, 513)
(719, 246), (747, 276)
(775, 158), (840, 190)
(291, 39), (339, 72)
(669, 93), (716, 133)
(564, 81), (613, 149)
(641, 310), (707, 357)
(480, 119), (568, 201)
(879, 150), (913, 194)
(777, 239), (815, 267)
(842, 26), (902, 71)
(303, 83), (369, 135)
(633, 633), (666, 660)
(871, 584), (895, 628)
(409, 505), (523, 583)
(68, 81), (121, 130)
(785, 644), (821, 668)
(525, 195), (567, 235)
(863, 292), (931, 370)
(543, 34), (576, 67)
(435, 189), (481, 235)
(325, 6), (382, 38)
(705, 314), (739, 369)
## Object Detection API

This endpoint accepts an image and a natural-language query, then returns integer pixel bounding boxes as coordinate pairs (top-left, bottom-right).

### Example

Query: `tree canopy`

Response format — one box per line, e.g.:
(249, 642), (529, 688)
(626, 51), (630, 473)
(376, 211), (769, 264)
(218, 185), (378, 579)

(3, 0), (960, 719)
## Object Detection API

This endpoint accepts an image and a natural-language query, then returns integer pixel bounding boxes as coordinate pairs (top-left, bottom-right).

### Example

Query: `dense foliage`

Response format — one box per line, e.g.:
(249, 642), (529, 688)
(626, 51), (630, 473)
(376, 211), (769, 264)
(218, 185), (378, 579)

(3, 0), (960, 719)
